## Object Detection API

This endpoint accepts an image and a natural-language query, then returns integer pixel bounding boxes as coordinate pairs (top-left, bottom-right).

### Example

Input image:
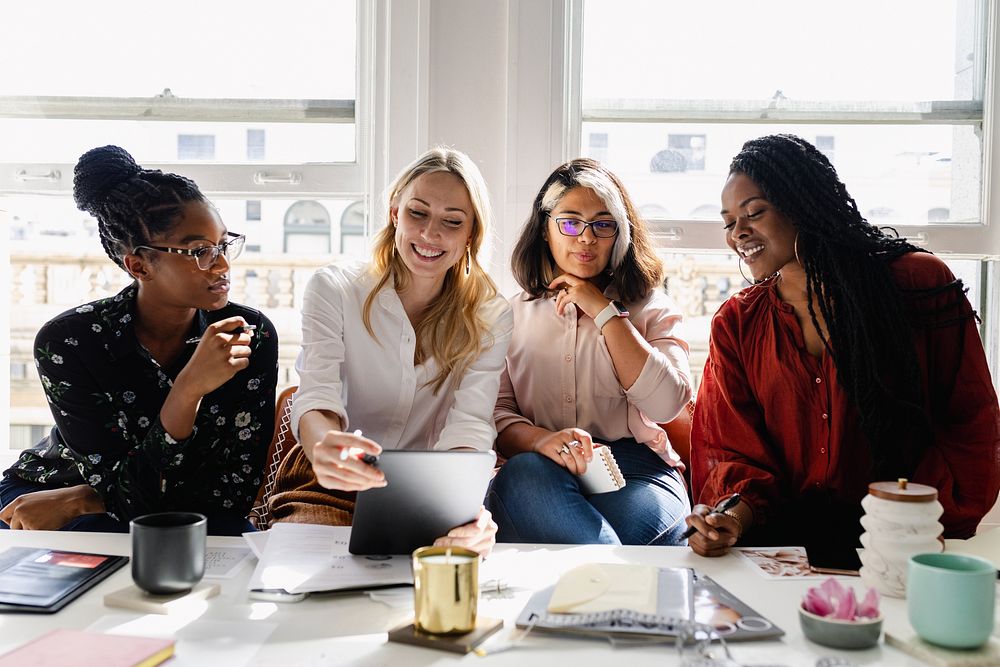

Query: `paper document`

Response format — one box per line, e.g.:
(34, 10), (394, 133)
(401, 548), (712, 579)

(247, 523), (411, 594)
(548, 563), (659, 615)
(241, 531), (269, 559)
(204, 547), (252, 578)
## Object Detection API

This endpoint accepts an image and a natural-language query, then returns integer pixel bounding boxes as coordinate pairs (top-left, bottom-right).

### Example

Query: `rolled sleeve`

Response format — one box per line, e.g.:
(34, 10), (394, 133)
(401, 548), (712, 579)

(435, 300), (514, 451)
(290, 268), (350, 442)
(493, 364), (533, 434)
(621, 297), (692, 423)
(623, 340), (692, 423)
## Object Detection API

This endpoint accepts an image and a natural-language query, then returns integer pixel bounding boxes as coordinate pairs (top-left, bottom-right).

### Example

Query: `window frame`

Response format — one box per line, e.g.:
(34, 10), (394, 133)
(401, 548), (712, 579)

(567, 0), (1000, 257)
(0, 0), (370, 200)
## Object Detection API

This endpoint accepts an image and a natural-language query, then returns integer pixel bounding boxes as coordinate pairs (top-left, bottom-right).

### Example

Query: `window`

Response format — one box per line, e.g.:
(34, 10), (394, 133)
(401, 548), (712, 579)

(247, 129), (266, 160)
(815, 135), (836, 162)
(588, 132), (608, 163)
(577, 0), (998, 390)
(246, 200), (262, 222)
(177, 134), (216, 160)
(580, 0), (992, 245)
(1, 0), (368, 447)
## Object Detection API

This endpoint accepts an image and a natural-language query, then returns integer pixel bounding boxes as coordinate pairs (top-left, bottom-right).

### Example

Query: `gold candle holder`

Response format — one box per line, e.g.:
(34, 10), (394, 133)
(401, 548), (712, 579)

(411, 545), (479, 635)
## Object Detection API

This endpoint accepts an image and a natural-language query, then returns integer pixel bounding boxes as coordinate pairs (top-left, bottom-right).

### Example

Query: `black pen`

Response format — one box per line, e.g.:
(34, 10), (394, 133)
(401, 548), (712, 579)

(681, 493), (741, 540)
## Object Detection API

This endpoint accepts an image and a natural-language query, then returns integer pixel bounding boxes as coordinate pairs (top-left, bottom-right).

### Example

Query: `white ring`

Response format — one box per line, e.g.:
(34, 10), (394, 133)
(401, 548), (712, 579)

(559, 445), (570, 455)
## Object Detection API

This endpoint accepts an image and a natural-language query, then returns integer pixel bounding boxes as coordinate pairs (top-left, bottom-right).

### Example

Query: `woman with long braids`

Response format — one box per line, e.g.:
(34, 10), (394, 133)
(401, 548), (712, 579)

(685, 134), (1000, 556)
(0, 145), (278, 535)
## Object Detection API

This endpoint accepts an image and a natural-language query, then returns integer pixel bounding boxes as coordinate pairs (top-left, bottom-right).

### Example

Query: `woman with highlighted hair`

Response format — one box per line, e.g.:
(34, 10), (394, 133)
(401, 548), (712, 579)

(488, 158), (693, 545)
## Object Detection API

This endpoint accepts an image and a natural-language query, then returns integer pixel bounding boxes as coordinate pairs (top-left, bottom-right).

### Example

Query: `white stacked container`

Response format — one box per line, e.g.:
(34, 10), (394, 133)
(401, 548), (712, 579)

(858, 479), (943, 598)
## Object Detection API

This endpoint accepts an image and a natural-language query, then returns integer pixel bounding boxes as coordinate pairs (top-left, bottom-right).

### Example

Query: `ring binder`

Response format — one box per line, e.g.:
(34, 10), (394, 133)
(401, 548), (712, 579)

(577, 445), (626, 495)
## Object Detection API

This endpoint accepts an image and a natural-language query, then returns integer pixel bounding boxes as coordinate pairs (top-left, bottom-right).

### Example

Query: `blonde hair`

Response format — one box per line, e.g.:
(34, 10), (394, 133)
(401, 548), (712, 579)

(363, 148), (498, 392)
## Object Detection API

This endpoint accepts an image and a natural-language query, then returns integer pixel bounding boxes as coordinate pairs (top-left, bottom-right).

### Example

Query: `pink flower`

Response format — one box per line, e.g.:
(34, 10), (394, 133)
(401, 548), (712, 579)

(857, 587), (881, 619)
(801, 578), (879, 621)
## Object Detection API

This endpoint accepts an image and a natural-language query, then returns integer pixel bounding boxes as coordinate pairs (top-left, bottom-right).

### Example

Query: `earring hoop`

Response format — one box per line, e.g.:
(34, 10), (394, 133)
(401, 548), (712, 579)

(793, 233), (802, 265)
(464, 244), (471, 277)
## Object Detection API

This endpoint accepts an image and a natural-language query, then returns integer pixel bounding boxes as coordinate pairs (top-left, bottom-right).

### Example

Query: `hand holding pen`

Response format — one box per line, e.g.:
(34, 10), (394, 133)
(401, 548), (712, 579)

(174, 316), (255, 398)
(311, 427), (385, 491)
(681, 493), (740, 555)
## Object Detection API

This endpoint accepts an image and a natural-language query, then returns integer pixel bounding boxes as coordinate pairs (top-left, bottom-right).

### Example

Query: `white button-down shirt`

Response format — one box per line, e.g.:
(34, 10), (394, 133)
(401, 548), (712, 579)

(494, 287), (691, 466)
(291, 261), (513, 452)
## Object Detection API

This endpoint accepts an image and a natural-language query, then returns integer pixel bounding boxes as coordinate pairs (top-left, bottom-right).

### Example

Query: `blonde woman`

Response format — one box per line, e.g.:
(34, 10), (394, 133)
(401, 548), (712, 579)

(269, 148), (512, 556)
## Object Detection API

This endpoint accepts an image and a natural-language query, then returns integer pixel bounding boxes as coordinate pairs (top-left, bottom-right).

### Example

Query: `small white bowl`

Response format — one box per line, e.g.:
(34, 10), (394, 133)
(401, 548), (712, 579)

(799, 607), (883, 650)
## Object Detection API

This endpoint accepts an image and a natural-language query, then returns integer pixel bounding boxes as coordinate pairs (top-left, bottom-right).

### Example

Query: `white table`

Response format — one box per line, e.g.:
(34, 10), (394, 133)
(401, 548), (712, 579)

(0, 531), (953, 666)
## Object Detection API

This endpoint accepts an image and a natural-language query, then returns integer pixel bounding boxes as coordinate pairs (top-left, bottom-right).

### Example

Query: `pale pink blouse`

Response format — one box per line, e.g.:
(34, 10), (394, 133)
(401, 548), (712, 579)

(494, 287), (692, 467)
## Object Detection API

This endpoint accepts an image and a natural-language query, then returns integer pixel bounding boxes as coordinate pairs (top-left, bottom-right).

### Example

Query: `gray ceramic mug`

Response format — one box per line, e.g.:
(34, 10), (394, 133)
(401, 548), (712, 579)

(130, 512), (207, 595)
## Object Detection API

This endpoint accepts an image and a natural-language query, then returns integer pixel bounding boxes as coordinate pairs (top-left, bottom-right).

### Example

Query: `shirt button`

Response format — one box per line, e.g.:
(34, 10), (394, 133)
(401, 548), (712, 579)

(815, 482), (821, 487)
(820, 448), (826, 454)
(821, 413), (828, 420)
(565, 395), (573, 403)
(815, 377), (822, 384)
(564, 355), (572, 362)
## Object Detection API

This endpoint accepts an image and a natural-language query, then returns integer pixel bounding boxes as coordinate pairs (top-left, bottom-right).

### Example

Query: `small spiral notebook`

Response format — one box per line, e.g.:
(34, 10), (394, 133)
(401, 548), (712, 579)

(577, 446), (626, 495)
(516, 567), (784, 643)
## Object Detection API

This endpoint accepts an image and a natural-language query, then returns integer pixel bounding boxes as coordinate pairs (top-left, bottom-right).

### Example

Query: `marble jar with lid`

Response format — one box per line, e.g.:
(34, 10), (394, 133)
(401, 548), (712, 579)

(858, 479), (943, 598)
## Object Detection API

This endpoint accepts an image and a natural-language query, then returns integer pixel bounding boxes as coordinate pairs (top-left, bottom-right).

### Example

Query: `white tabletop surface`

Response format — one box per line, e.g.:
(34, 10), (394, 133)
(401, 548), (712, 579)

(0, 530), (990, 666)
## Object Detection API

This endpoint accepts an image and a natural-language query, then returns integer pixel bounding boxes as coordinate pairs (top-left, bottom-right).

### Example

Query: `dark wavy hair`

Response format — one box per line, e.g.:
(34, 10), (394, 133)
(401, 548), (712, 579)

(729, 133), (969, 479)
(73, 145), (207, 271)
(510, 158), (663, 304)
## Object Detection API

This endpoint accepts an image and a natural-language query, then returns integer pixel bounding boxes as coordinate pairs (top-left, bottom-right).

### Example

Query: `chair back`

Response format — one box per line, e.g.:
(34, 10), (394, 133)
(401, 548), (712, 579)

(249, 385), (298, 529)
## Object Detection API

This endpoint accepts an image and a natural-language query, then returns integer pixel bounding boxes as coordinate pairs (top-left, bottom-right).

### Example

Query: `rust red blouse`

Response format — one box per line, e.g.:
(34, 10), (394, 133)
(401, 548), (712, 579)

(691, 252), (1000, 541)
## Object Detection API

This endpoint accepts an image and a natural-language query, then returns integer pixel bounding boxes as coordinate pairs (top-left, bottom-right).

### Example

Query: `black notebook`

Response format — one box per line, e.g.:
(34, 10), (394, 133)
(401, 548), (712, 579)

(0, 547), (128, 613)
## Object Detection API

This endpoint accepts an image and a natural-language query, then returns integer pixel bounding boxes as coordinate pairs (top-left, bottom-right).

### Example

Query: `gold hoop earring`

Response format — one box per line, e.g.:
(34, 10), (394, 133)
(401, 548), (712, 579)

(465, 244), (471, 277)
(793, 233), (802, 265)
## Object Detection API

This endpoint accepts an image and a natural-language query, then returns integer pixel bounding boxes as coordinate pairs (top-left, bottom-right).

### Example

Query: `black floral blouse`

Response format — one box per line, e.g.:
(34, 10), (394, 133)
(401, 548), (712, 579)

(4, 284), (278, 522)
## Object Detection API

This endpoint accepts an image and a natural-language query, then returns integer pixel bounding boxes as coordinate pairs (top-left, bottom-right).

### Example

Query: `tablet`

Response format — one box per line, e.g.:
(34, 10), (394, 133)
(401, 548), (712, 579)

(0, 547), (128, 613)
(348, 450), (496, 555)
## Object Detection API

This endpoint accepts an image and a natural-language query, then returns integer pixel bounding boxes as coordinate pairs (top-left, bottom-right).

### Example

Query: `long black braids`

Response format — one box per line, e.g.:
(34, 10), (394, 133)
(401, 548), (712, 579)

(73, 145), (206, 271)
(729, 133), (966, 480)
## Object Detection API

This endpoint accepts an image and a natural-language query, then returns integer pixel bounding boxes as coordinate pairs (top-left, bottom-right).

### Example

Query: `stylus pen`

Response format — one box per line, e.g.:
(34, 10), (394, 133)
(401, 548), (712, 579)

(681, 492), (741, 540)
(340, 429), (379, 465)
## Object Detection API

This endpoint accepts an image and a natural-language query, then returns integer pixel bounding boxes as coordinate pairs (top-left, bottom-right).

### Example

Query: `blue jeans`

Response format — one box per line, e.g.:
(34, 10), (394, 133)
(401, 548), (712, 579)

(0, 475), (255, 536)
(486, 438), (691, 545)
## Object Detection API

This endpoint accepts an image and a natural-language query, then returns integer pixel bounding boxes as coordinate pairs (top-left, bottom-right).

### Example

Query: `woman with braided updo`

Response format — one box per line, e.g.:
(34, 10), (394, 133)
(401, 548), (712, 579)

(685, 134), (999, 556)
(0, 145), (278, 535)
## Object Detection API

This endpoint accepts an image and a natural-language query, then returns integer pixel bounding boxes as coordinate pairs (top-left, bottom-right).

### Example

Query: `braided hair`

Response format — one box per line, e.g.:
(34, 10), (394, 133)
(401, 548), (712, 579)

(73, 145), (206, 271)
(730, 133), (952, 480)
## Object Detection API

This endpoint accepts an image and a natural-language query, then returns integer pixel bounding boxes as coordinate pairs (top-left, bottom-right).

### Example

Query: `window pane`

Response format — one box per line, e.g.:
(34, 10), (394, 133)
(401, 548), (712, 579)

(0, 119), (355, 164)
(1, 1), (355, 100)
(583, 0), (979, 103)
(583, 122), (982, 225)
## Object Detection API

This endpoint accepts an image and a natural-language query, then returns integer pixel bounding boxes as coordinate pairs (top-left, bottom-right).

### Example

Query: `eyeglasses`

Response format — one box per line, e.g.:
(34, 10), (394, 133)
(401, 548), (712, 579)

(553, 216), (619, 238)
(133, 232), (246, 270)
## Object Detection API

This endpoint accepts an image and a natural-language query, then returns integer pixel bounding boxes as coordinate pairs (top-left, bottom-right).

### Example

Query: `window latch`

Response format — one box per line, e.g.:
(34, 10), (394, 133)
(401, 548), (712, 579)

(253, 171), (302, 185)
(14, 168), (62, 183)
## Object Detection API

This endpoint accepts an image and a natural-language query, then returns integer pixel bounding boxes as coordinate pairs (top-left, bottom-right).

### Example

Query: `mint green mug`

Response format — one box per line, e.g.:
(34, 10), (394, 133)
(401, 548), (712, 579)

(907, 552), (996, 648)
